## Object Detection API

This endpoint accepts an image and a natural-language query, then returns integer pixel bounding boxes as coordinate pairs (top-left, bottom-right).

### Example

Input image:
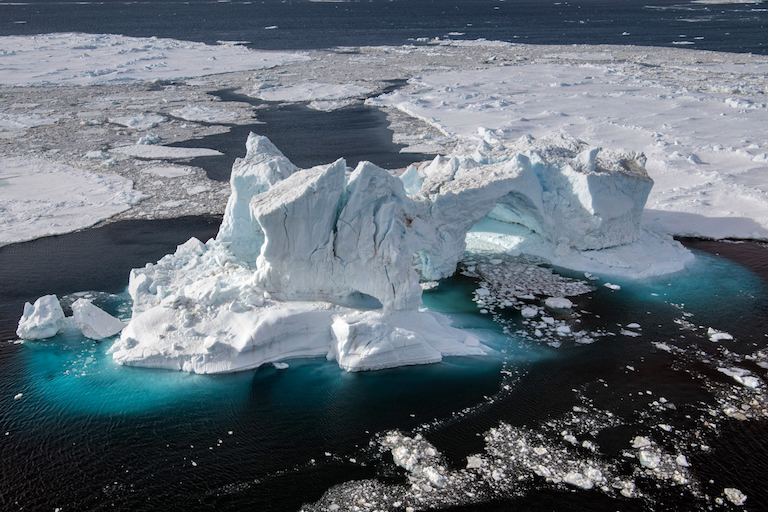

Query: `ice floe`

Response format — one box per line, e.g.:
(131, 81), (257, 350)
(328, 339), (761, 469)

(0, 157), (147, 246)
(0, 33), (310, 86)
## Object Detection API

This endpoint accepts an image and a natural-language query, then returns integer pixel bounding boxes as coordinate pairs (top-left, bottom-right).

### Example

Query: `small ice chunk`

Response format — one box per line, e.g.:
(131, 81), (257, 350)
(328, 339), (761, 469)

(676, 454), (690, 467)
(718, 367), (760, 388)
(84, 150), (110, 160)
(708, 327), (733, 342)
(16, 295), (65, 339)
(466, 455), (483, 469)
(137, 132), (162, 145)
(724, 487), (747, 506)
(603, 283), (621, 290)
(272, 362), (289, 370)
(72, 299), (126, 339)
(13, 393), (23, 400)
(564, 471), (594, 490)
(631, 436), (652, 449)
(521, 307), (538, 318)
(638, 449), (660, 469)
(626, 323), (641, 329)
(545, 297), (572, 309)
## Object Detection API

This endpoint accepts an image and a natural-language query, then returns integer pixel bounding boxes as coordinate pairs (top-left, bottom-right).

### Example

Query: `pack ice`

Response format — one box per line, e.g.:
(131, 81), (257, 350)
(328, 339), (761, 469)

(104, 131), (682, 373)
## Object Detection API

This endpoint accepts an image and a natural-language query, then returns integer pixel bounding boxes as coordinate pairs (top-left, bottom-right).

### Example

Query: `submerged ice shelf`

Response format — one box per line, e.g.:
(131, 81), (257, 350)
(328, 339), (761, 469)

(100, 132), (690, 374)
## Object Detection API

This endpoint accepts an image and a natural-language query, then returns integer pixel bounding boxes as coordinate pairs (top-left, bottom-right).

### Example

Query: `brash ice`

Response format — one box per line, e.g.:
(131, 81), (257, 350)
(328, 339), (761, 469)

(99, 132), (687, 373)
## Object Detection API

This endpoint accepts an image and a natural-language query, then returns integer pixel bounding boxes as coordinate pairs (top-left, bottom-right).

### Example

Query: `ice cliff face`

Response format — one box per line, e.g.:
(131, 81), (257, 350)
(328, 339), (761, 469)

(108, 132), (654, 373)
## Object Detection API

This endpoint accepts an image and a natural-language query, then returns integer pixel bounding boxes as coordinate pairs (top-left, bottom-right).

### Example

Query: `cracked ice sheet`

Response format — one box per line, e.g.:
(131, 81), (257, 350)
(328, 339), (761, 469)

(0, 33), (310, 86)
(368, 51), (768, 240)
(0, 157), (147, 246)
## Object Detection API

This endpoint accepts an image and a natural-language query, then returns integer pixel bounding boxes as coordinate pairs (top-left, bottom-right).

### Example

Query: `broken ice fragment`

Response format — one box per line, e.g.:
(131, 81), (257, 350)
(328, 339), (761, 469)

(545, 297), (573, 309)
(707, 327), (733, 342)
(72, 298), (126, 340)
(724, 487), (747, 506)
(16, 295), (65, 340)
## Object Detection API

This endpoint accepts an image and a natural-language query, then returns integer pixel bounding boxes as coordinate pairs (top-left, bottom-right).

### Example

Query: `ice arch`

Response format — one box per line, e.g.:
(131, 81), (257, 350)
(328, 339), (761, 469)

(108, 133), (657, 373)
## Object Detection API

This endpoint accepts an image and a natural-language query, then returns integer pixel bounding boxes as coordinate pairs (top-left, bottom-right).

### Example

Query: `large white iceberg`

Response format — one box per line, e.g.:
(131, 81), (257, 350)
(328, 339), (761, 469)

(108, 132), (687, 373)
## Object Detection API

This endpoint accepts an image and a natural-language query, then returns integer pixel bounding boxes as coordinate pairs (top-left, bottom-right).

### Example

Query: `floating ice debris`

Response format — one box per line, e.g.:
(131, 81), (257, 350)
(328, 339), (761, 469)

(136, 133), (162, 145)
(717, 367), (760, 389)
(381, 432), (448, 489)
(603, 283), (621, 290)
(16, 295), (65, 340)
(13, 393), (23, 400)
(620, 329), (641, 337)
(707, 327), (734, 342)
(626, 323), (641, 329)
(631, 436), (652, 449)
(109, 113), (165, 130)
(545, 297), (572, 309)
(724, 487), (747, 506)
(84, 150), (110, 160)
(521, 307), (538, 318)
(272, 362), (289, 370)
(71, 299), (126, 340)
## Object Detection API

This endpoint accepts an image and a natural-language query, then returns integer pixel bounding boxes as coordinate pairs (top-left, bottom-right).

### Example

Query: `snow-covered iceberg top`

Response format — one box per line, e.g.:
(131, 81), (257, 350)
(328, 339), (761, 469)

(107, 132), (685, 374)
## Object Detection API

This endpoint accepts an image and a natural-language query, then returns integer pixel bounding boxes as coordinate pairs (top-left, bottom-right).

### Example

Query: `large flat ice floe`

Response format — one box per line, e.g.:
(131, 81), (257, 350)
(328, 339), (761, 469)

(0, 157), (147, 246)
(106, 132), (691, 373)
(0, 33), (310, 86)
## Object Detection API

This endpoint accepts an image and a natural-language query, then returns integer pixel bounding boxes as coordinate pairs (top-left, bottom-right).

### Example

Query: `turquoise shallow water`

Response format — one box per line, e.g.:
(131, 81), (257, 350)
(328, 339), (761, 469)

(2, 235), (768, 510)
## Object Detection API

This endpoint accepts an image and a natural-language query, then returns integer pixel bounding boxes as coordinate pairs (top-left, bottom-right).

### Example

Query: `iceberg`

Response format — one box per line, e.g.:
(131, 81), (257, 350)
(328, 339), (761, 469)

(16, 295), (66, 340)
(108, 132), (687, 373)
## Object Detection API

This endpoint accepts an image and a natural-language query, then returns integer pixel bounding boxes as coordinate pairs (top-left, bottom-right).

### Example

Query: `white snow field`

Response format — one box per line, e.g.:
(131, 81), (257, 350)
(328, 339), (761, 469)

(0, 33), (310, 86)
(103, 132), (687, 373)
(0, 157), (147, 246)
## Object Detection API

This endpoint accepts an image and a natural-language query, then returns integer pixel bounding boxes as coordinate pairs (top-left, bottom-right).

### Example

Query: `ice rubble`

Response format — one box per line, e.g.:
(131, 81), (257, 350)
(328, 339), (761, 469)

(107, 131), (687, 373)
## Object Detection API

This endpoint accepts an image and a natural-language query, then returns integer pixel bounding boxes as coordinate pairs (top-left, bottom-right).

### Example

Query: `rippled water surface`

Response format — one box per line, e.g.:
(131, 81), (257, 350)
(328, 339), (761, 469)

(2, 225), (768, 510)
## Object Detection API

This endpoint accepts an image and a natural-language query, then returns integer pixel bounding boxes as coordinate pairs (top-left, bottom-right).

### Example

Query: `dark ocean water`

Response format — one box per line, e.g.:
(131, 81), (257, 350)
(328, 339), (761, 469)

(1, 0), (767, 55)
(2, 2), (768, 511)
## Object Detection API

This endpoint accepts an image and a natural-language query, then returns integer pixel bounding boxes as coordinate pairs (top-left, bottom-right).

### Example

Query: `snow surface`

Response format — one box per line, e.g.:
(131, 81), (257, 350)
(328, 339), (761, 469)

(107, 132), (687, 373)
(0, 33), (310, 86)
(0, 157), (147, 246)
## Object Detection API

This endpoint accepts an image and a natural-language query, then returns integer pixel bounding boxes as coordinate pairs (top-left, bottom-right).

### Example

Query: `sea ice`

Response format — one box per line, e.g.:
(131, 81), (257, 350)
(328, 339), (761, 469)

(16, 295), (66, 340)
(0, 157), (147, 246)
(107, 132), (681, 373)
(0, 33), (310, 86)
